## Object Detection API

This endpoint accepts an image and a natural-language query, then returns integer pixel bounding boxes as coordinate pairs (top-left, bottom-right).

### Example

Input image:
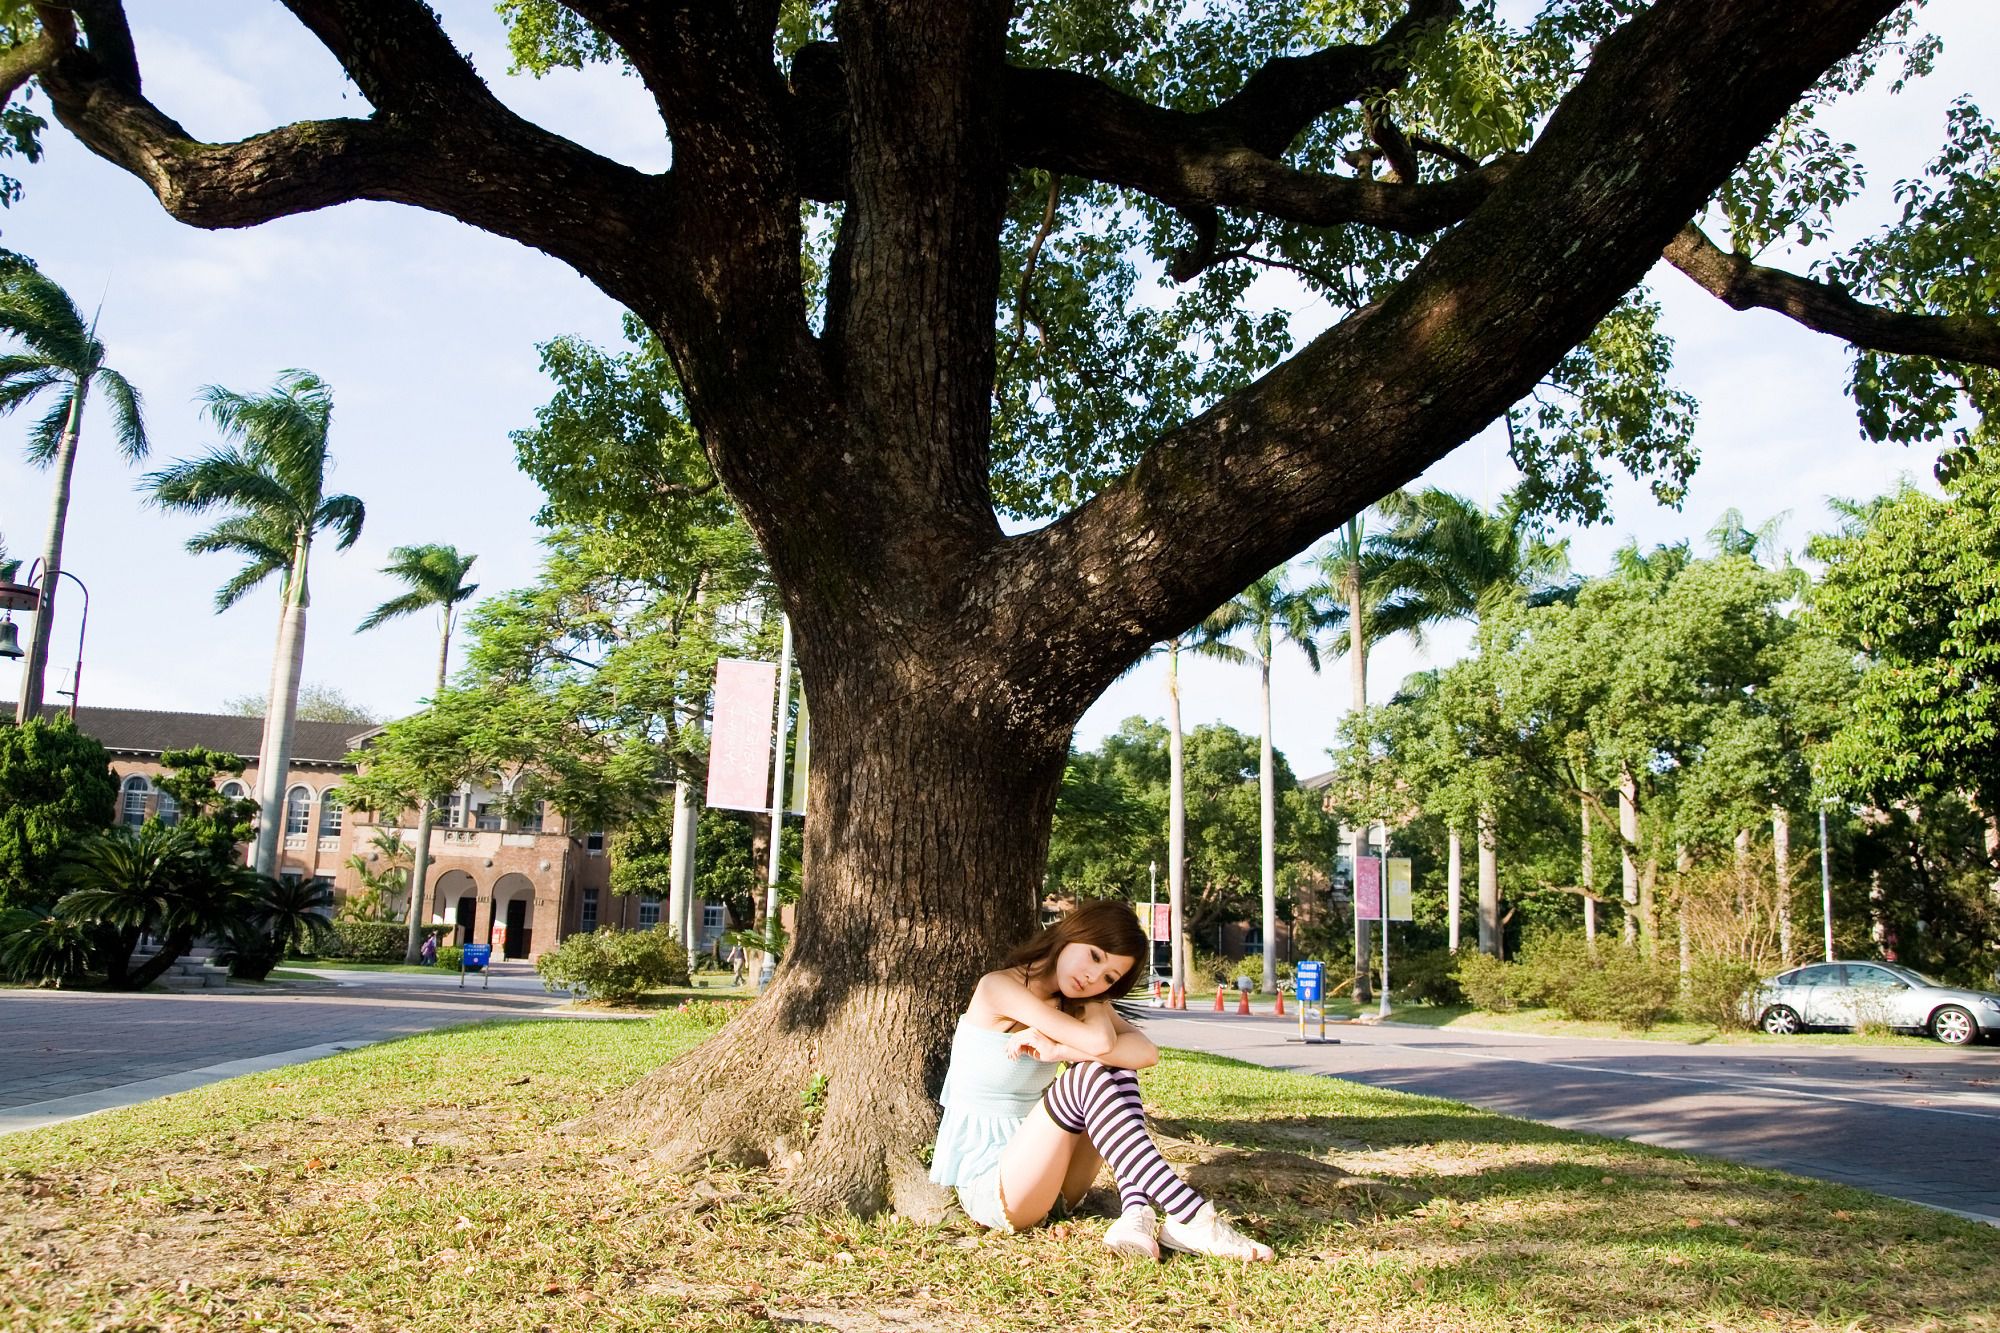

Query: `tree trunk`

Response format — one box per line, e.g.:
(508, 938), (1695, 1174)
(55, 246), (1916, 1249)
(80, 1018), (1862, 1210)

(1346, 541), (1372, 1001)
(14, 384), (85, 724)
(403, 612), (454, 962)
(668, 777), (699, 956)
(1639, 855), (1659, 957)
(1676, 843), (1692, 978)
(1580, 791), (1596, 946)
(1619, 764), (1640, 945)
(1167, 641), (1187, 1001)
(588, 684), (1068, 1218)
(1258, 656), (1276, 995)
(1477, 808), (1500, 957)
(1446, 824), (1462, 953)
(253, 534), (311, 878)
(1772, 805), (1793, 967)
(123, 928), (193, 992)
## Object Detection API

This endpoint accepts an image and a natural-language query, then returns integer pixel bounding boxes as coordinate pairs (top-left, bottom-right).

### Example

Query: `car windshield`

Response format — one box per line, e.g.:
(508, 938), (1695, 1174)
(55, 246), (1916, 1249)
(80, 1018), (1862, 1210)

(1878, 963), (1939, 987)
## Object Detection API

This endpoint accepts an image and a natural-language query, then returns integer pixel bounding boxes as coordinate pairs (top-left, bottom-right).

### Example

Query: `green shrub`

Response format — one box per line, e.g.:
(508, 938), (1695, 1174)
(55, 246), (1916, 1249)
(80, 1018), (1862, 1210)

(1680, 957), (1761, 1030)
(0, 907), (96, 987)
(1454, 950), (1515, 1012)
(674, 998), (749, 1028)
(535, 927), (690, 1002)
(1514, 934), (1677, 1028)
(307, 920), (449, 962)
(1392, 948), (1464, 1005)
(436, 945), (464, 970)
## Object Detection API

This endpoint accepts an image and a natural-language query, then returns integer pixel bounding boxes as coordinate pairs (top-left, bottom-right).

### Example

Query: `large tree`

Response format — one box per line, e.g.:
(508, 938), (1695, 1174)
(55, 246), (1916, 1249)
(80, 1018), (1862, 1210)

(22, 0), (2000, 1214)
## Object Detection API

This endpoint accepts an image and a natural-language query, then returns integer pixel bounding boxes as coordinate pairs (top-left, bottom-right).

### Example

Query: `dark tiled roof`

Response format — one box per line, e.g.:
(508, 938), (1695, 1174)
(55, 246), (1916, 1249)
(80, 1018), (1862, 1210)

(3, 703), (368, 768)
(1300, 769), (1337, 790)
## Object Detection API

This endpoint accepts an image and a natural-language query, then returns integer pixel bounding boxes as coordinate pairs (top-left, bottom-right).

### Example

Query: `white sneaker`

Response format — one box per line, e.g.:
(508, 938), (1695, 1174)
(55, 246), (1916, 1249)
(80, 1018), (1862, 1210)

(1102, 1204), (1161, 1260)
(1159, 1203), (1273, 1262)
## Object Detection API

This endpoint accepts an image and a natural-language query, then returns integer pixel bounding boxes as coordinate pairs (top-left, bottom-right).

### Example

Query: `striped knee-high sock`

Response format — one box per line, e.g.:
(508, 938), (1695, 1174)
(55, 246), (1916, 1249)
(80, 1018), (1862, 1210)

(1042, 1061), (1207, 1222)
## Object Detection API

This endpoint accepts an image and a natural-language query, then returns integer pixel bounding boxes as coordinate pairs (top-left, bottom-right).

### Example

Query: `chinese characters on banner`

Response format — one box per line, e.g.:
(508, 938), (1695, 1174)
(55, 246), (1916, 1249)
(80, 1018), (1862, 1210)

(706, 658), (778, 811)
(1353, 855), (1383, 921)
(1386, 857), (1414, 921)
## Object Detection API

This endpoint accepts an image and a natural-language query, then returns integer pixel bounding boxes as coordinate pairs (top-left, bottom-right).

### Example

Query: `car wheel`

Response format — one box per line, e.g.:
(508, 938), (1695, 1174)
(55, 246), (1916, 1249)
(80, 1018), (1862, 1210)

(1930, 1005), (1978, 1046)
(1761, 1005), (1802, 1036)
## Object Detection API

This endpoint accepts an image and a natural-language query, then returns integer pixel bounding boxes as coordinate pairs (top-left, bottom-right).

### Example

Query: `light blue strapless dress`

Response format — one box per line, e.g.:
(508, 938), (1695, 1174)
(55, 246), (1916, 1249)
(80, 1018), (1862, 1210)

(928, 1016), (1062, 1189)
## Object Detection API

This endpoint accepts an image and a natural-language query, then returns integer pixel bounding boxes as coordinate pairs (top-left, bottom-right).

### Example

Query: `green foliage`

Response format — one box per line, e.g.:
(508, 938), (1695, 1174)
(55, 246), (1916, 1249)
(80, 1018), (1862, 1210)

(1390, 948), (1463, 1006)
(0, 906), (93, 987)
(1810, 454), (2000, 817)
(0, 717), (117, 911)
(0, 263), (149, 467)
(1682, 957), (1762, 1031)
(311, 919), (448, 964)
(1453, 949), (1515, 1013)
(224, 683), (378, 725)
(534, 927), (691, 1003)
(1511, 935), (1678, 1029)
(436, 944), (464, 970)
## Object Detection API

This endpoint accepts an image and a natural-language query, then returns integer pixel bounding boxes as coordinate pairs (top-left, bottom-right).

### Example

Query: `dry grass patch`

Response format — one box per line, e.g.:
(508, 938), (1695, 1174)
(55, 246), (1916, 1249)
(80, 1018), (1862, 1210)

(1, 1014), (1994, 1332)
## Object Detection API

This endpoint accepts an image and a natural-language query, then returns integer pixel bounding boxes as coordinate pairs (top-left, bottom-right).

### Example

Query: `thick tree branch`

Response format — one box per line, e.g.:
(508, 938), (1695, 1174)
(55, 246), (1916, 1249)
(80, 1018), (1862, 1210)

(1003, 66), (1516, 234)
(992, 0), (1906, 712)
(0, 27), (59, 107)
(276, 0), (496, 118)
(1665, 223), (2000, 370)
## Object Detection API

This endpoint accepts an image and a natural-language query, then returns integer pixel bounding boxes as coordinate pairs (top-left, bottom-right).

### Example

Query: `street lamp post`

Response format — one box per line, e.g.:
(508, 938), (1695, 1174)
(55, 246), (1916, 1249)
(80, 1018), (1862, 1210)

(1, 561), (88, 721)
(1147, 860), (1158, 987)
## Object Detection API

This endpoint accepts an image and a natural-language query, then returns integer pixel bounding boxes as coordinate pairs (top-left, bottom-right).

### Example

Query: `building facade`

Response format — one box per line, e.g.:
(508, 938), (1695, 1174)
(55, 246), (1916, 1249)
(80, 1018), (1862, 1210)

(41, 704), (730, 963)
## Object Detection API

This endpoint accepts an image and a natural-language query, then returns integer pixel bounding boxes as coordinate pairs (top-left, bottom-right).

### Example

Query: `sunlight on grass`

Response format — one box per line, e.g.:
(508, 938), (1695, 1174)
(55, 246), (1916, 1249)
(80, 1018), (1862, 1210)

(2, 1015), (1993, 1332)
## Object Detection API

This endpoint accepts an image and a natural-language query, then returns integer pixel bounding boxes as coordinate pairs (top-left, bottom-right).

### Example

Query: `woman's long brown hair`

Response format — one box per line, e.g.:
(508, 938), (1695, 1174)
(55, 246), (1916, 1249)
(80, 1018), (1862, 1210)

(1001, 900), (1149, 1016)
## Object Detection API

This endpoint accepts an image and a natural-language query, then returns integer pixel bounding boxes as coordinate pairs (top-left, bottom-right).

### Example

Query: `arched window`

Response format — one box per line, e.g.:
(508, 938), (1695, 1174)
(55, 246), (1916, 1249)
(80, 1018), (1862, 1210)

(318, 788), (343, 838)
(220, 780), (246, 800)
(120, 775), (150, 827)
(155, 790), (180, 827)
(285, 785), (313, 836)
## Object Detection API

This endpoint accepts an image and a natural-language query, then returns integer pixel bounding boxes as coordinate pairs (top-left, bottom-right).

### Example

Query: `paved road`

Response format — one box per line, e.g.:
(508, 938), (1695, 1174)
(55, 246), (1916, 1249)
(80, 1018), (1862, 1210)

(1138, 1010), (2000, 1222)
(0, 965), (585, 1134)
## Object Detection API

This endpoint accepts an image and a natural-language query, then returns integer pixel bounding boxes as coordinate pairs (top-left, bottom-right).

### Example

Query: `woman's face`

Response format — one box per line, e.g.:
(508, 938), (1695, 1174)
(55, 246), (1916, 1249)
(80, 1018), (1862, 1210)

(1053, 941), (1137, 999)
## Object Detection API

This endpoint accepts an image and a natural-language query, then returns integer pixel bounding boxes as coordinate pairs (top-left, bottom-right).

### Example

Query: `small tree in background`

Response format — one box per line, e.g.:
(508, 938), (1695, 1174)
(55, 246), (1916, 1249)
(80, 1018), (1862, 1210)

(0, 715), (117, 911)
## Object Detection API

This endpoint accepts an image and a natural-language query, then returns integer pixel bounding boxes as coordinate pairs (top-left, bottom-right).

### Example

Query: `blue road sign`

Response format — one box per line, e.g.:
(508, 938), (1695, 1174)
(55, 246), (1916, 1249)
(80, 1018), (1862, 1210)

(1295, 960), (1324, 1003)
(461, 944), (492, 970)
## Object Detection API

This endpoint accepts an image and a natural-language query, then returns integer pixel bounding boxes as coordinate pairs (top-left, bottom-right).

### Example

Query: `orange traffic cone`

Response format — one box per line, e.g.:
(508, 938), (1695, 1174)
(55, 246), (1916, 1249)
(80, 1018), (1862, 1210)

(1274, 989), (1286, 1017)
(1213, 984), (1227, 1011)
(1236, 987), (1251, 1016)
(1150, 980), (1163, 1007)
(1173, 985), (1186, 1010)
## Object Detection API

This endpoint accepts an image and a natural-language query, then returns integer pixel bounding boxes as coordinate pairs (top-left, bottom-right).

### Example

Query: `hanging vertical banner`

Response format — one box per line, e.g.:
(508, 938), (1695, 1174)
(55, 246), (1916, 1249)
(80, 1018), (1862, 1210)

(1151, 903), (1173, 942)
(706, 658), (778, 811)
(1386, 857), (1414, 921)
(788, 692), (810, 815)
(1353, 855), (1383, 921)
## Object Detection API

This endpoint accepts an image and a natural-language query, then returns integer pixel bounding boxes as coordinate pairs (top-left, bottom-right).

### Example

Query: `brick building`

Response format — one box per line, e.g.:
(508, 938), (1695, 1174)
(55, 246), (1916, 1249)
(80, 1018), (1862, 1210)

(27, 704), (732, 962)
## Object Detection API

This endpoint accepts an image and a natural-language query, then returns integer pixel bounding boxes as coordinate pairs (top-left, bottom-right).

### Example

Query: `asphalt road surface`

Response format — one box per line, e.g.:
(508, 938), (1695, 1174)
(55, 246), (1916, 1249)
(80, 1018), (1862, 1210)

(1139, 1009), (2000, 1223)
(0, 964), (588, 1134)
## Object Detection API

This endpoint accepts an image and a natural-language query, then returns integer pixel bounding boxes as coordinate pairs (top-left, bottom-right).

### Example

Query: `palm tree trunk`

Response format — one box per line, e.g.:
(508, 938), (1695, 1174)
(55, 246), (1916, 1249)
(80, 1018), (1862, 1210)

(253, 534), (311, 877)
(1580, 792), (1597, 945)
(1619, 764), (1640, 945)
(1166, 641), (1187, 1001)
(1772, 805), (1793, 967)
(1476, 808), (1500, 957)
(1446, 825), (1462, 953)
(402, 612), (456, 962)
(1258, 655), (1277, 995)
(14, 385), (86, 723)
(1346, 538), (1372, 1002)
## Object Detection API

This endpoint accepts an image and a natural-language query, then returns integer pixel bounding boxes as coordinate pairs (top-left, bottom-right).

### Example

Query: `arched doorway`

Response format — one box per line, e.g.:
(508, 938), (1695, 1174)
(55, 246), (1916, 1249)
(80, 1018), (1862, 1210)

(433, 869), (478, 946)
(491, 873), (536, 958)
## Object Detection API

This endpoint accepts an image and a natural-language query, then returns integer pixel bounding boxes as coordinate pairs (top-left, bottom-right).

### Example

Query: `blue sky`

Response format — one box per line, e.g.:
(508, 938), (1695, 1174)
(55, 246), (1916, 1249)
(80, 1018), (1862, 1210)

(0, 1), (1989, 782)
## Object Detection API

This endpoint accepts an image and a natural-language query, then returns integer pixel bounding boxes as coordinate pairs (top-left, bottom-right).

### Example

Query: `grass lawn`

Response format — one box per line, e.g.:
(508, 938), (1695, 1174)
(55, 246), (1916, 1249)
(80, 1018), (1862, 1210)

(3, 1013), (1994, 1332)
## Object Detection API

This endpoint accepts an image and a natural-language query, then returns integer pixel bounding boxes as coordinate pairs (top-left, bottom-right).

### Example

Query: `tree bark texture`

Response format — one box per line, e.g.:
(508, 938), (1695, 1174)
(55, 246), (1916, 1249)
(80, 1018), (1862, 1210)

(14, 389), (84, 724)
(1619, 766), (1640, 946)
(1446, 825), (1462, 953)
(30, 0), (1926, 1213)
(1476, 809), (1499, 957)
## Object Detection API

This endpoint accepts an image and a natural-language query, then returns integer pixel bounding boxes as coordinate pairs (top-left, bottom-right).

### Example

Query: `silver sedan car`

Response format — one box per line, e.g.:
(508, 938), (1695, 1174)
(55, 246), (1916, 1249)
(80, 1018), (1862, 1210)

(1752, 960), (2000, 1045)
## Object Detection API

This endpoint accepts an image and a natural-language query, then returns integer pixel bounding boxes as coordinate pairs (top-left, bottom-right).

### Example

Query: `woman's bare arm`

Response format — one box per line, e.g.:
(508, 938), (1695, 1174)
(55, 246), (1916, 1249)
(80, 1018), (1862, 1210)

(1011, 1006), (1158, 1070)
(971, 971), (1118, 1056)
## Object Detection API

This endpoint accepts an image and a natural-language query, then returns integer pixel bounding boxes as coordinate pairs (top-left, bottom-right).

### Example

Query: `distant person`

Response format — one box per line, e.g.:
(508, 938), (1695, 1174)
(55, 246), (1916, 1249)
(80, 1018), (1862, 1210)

(929, 901), (1271, 1261)
(418, 933), (438, 966)
(726, 942), (747, 986)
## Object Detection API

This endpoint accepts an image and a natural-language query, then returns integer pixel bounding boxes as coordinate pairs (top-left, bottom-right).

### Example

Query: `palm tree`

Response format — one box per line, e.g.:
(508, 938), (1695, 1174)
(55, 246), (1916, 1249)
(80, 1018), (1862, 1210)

(142, 370), (364, 877)
(0, 265), (148, 722)
(358, 543), (480, 962)
(1194, 568), (1321, 994)
(55, 822), (254, 990)
(1368, 487), (1574, 955)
